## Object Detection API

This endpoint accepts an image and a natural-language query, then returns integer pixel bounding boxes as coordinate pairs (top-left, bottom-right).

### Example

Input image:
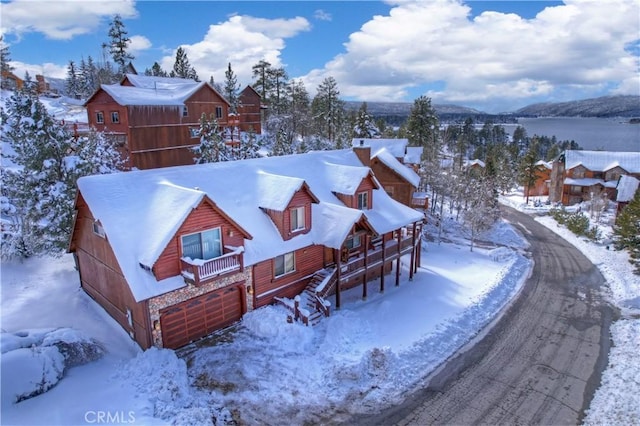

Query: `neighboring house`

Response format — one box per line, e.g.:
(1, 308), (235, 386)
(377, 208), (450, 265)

(524, 160), (552, 198)
(549, 150), (640, 205)
(69, 149), (424, 349)
(84, 74), (262, 170)
(237, 85), (263, 135)
(615, 174), (640, 217)
(351, 138), (408, 162)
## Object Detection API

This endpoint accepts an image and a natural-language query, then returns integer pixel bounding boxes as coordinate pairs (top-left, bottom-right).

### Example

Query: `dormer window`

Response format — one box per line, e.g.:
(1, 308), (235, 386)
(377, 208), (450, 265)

(357, 191), (369, 210)
(181, 228), (222, 260)
(290, 206), (305, 232)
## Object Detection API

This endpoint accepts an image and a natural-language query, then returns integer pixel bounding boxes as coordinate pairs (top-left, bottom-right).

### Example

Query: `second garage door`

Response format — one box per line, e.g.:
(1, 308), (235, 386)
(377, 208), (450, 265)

(160, 284), (244, 349)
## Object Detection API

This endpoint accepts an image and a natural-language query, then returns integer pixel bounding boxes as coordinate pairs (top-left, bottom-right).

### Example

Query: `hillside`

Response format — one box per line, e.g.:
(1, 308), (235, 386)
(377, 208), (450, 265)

(514, 95), (640, 118)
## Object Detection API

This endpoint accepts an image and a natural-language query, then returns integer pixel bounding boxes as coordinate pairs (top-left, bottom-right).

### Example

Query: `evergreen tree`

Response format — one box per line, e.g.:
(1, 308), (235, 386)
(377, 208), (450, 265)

(192, 113), (229, 163)
(107, 14), (134, 74)
(1, 87), (123, 257)
(171, 47), (198, 81)
(251, 60), (273, 106)
(311, 76), (345, 144)
(224, 63), (240, 114)
(518, 139), (541, 204)
(268, 67), (288, 115)
(288, 79), (312, 143)
(614, 190), (640, 274)
(463, 175), (501, 251)
(65, 60), (81, 98)
(144, 62), (168, 77)
(1, 36), (15, 89)
(353, 102), (380, 138)
(406, 96), (439, 161)
(238, 127), (263, 160)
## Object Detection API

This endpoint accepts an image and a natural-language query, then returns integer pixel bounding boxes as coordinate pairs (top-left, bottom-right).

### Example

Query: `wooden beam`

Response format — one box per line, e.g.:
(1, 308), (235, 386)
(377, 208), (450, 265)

(362, 234), (369, 300)
(335, 248), (341, 309)
(395, 230), (401, 286)
(409, 222), (416, 281)
(380, 237), (385, 293)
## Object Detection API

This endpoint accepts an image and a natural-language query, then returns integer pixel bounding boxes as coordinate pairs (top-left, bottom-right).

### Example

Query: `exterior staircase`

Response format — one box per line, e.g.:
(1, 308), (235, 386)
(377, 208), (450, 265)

(275, 267), (336, 326)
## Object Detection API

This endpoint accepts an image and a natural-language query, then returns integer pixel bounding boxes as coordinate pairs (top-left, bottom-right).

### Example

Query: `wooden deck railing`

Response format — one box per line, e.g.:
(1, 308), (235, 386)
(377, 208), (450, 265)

(181, 247), (243, 286)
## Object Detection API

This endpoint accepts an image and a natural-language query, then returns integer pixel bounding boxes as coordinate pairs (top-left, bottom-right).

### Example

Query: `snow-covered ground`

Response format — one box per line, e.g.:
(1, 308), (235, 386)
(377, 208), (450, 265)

(1, 189), (638, 425)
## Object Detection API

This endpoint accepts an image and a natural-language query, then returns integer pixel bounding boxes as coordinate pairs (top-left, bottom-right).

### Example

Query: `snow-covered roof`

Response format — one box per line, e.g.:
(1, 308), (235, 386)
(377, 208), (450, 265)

(535, 160), (552, 169)
(76, 150), (423, 302)
(100, 82), (207, 106)
(404, 146), (423, 165)
(564, 150), (640, 173)
(372, 148), (420, 188)
(123, 73), (200, 90)
(351, 138), (408, 159)
(616, 175), (640, 202)
(465, 159), (486, 168)
(564, 177), (617, 188)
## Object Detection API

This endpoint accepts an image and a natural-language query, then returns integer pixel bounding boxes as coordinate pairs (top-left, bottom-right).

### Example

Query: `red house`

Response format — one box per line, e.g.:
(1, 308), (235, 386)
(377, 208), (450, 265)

(523, 160), (552, 198)
(69, 150), (424, 349)
(549, 150), (640, 205)
(84, 74), (263, 170)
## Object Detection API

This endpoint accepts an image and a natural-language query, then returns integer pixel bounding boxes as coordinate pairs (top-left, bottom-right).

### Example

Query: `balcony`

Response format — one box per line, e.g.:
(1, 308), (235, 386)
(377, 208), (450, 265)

(180, 246), (244, 286)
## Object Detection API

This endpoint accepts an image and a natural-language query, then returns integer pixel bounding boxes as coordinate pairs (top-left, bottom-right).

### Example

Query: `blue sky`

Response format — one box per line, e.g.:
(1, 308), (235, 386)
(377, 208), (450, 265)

(1, 0), (638, 113)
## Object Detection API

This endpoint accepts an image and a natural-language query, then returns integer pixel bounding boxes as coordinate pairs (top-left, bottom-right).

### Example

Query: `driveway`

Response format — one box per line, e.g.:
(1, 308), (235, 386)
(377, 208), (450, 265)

(353, 206), (619, 425)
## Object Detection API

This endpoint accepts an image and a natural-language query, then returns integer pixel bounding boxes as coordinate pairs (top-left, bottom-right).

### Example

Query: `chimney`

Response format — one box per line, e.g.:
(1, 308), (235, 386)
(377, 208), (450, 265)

(353, 140), (371, 167)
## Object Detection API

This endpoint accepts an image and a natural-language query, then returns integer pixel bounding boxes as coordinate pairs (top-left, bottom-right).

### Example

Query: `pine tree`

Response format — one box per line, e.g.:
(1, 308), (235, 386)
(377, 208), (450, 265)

(518, 139), (540, 204)
(614, 190), (640, 274)
(238, 127), (262, 160)
(353, 102), (380, 138)
(107, 14), (134, 74)
(224, 63), (240, 114)
(192, 113), (229, 163)
(172, 47), (198, 81)
(311, 76), (345, 144)
(1, 87), (123, 258)
(1, 36), (15, 89)
(407, 96), (439, 161)
(144, 62), (168, 77)
(463, 175), (501, 251)
(65, 60), (80, 98)
(251, 60), (273, 106)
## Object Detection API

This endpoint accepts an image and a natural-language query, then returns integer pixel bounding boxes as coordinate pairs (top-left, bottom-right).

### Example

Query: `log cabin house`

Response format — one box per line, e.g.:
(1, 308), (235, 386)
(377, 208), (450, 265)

(549, 150), (640, 205)
(69, 149), (424, 349)
(84, 73), (262, 170)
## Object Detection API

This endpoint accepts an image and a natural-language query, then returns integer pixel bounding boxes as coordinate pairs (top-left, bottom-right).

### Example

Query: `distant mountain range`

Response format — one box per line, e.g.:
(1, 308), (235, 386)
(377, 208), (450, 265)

(346, 95), (640, 120)
(513, 95), (640, 118)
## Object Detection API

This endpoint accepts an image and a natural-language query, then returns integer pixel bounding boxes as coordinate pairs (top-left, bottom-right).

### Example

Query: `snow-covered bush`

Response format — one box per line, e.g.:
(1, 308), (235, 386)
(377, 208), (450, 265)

(0, 328), (105, 404)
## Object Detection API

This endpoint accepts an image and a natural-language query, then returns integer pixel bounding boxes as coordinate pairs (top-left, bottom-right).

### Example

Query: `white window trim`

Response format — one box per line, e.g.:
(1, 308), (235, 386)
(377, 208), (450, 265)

(274, 252), (295, 278)
(92, 222), (105, 238)
(290, 206), (305, 232)
(111, 111), (120, 124)
(180, 227), (222, 260)
(357, 191), (369, 210)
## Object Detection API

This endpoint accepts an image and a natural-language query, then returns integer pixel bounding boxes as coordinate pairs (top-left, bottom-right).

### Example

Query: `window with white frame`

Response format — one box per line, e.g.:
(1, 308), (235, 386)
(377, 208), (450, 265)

(92, 222), (105, 238)
(274, 252), (295, 277)
(181, 228), (222, 260)
(96, 111), (104, 124)
(215, 106), (223, 119)
(111, 111), (120, 124)
(357, 191), (369, 210)
(290, 206), (305, 232)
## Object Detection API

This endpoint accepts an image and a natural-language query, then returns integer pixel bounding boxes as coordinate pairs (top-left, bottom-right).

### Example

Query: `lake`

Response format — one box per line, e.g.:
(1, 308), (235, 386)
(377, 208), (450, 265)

(503, 117), (639, 152)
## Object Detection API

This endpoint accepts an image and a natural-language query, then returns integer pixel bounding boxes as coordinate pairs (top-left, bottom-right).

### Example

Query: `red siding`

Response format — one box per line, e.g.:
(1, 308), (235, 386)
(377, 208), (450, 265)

(282, 189), (314, 241)
(71, 194), (151, 348)
(253, 245), (324, 307)
(154, 199), (245, 281)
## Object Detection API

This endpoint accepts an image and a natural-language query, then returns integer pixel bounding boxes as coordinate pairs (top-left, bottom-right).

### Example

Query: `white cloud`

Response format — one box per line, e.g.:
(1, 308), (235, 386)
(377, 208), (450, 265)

(128, 35), (151, 55)
(314, 9), (332, 22)
(300, 0), (640, 111)
(0, 0), (138, 40)
(160, 14), (310, 85)
(10, 60), (67, 80)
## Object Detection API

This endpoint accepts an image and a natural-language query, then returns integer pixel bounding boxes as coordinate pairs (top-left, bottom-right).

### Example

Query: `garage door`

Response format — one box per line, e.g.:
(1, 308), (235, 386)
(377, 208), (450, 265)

(160, 284), (244, 349)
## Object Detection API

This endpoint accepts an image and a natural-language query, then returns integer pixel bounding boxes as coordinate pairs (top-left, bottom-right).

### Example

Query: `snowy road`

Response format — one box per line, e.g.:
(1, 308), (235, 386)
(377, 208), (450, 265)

(355, 206), (619, 425)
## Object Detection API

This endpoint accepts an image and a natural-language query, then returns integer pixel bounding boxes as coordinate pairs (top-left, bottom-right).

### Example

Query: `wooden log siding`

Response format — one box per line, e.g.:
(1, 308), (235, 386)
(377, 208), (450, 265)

(72, 196), (151, 348)
(253, 245), (325, 308)
(153, 199), (246, 281)
(262, 188), (315, 241)
(334, 175), (378, 209)
(370, 157), (415, 207)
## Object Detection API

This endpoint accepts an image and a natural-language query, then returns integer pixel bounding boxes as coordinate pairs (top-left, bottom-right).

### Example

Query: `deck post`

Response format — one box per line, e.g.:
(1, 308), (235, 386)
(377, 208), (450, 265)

(362, 234), (369, 300)
(395, 229), (401, 286)
(335, 248), (341, 310)
(409, 222), (417, 281)
(380, 237), (385, 293)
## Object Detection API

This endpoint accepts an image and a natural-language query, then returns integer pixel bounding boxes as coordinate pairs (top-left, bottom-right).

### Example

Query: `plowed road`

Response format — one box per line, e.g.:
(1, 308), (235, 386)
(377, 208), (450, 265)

(353, 206), (618, 426)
